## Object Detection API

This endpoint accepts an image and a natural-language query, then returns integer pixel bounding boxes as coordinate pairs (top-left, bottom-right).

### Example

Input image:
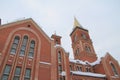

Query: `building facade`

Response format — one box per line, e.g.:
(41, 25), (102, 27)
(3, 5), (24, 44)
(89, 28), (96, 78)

(0, 18), (120, 80)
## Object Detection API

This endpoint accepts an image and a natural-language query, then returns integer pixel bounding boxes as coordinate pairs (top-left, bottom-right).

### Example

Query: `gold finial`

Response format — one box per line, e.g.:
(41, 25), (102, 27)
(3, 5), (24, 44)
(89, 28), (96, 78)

(74, 17), (82, 28)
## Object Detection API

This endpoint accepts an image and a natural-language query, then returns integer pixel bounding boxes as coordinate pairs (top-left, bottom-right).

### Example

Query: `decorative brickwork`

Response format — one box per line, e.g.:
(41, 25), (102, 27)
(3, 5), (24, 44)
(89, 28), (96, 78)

(0, 18), (120, 80)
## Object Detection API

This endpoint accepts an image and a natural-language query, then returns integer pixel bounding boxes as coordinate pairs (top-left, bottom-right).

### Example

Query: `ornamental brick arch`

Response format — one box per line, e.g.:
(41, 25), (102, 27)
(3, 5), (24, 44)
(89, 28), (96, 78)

(0, 27), (42, 80)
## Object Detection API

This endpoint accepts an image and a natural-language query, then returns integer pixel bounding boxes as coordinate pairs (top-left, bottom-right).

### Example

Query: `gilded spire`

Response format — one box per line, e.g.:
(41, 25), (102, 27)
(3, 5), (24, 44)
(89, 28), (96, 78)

(70, 17), (88, 36)
(74, 17), (83, 28)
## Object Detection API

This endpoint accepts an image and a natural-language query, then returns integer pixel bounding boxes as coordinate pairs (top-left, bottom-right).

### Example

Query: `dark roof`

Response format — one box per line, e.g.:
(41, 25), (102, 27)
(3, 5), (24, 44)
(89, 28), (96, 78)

(70, 26), (88, 36)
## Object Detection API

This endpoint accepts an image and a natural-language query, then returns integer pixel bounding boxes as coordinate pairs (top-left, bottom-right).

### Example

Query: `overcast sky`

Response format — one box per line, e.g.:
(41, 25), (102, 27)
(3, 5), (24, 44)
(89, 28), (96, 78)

(0, 0), (120, 64)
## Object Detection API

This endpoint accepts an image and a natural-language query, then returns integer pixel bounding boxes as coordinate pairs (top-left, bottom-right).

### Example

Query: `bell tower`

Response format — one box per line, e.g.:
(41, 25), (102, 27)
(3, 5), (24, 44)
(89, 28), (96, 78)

(70, 17), (97, 62)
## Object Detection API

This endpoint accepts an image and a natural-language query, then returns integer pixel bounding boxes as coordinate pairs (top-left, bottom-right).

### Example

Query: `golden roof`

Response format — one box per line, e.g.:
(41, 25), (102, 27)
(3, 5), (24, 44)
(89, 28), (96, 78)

(74, 17), (83, 28)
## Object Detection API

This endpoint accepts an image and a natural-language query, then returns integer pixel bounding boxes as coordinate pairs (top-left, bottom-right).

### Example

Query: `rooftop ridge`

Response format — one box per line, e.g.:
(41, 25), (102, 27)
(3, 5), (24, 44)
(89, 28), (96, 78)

(0, 18), (32, 27)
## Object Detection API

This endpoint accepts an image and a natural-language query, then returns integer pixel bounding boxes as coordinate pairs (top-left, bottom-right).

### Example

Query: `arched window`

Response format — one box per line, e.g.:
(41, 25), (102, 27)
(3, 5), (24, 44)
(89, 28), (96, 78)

(79, 67), (82, 71)
(85, 46), (91, 53)
(56, 39), (59, 44)
(58, 51), (62, 63)
(81, 33), (87, 39)
(28, 40), (35, 57)
(70, 65), (72, 71)
(110, 63), (118, 75)
(73, 34), (77, 42)
(76, 66), (79, 71)
(75, 48), (80, 56)
(63, 76), (65, 80)
(10, 36), (20, 54)
(24, 68), (31, 80)
(86, 67), (89, 72)
(13, 67), (21, 79)
(77, 48), (79, 54)
(59, 77), (62, 80)
(76, 66), (82, 71)
(1, 65), (11, 80)
(86, 67), (91, 72)
(58, 65), (62, 73)
(20, 36), (28, 56)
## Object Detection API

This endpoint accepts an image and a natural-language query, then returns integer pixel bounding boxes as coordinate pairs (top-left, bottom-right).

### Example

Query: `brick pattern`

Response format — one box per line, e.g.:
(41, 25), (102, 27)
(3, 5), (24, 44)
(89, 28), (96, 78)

(0, 18), (120, 80)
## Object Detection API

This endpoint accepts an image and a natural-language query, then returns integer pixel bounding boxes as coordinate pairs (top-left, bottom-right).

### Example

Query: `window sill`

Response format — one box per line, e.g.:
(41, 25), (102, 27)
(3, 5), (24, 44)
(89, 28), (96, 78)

(10, 52), (16, 55)
(28, 56), (33, 59)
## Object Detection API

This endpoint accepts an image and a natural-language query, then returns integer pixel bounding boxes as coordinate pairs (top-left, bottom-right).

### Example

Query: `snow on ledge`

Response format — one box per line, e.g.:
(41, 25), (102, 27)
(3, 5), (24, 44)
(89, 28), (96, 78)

(60, 71), (66, 76)
(70, 59), (86, 65)
(71, 71), (106, 78)
(39, 61), (51, 65)
(54, 44), (62, 48)
(88, 58), (101, 66)
(69, 58), (101, 66)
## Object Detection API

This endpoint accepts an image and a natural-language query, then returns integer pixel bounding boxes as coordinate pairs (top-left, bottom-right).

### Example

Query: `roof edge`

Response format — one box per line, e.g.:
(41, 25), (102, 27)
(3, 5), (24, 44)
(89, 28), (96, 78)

(70, 26), (88, 36)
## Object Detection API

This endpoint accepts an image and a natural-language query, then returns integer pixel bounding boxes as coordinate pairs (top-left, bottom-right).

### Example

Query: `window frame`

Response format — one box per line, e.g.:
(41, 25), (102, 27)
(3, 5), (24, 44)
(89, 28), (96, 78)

(58, 65), (62, 73)
(1, 65), (11, 80)
(110, 63), (118, 75)
(19, 36), (28, 56)
(10, 36), (20, 54)
(58, 51), (62, 63)
(76, 66), (82, 71)
(81, 33), (87, 39)
(28, 40), (35, 58)
(70, 65), (72, 71)
(85, 46), (91, 53)
(24, 68), (31, 80)
(75, 48), (80, 56)
(13, 67), (21, 80)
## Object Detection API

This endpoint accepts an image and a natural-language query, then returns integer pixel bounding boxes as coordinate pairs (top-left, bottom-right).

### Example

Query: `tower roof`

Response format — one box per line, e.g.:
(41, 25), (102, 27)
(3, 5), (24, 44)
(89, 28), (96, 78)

(74, 17), (83, 28)
(70, 17), (88, 36)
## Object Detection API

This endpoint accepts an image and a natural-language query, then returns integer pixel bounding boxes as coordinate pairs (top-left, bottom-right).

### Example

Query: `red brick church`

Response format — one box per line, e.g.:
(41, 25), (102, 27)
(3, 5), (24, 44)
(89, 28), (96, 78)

(0, 18), (120, 80)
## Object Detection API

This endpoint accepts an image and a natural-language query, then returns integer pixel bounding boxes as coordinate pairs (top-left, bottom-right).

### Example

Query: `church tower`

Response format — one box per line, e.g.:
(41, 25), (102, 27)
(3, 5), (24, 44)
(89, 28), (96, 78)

(70, 17), (97, 62)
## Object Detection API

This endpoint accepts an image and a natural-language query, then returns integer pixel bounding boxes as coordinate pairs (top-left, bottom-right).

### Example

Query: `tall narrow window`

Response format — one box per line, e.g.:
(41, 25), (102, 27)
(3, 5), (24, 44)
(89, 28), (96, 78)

(86, 67), (89, 72)
(76, 66), (82, 71)
(10, 36), (20, 54)
(59, 77), (62, 80)
(81, 33), (87, 39)
(110, 63), (118, 75)
(86, 67), (91, 72)
(85, 46), (91, 53)
(76, 66), (79, 71)
(58, 65), (62, 73)
(70, 65), (72, 71)
(75, 48), (80, 56)
(1, 65), (11, 80)
(28, 40), (35, 57)
(73, 34), (77, 42)
(59, 76), (65, 80)
(88, 47), (91, 52)
(24, 68), (31, 80)
(20, 36), (28, 56)
(79, 67), (82, 71)
(63, 76), (65, 80)
(56, 39), (59, 44)
(13, 67), (21, 80)
(58, 51), (61, 63)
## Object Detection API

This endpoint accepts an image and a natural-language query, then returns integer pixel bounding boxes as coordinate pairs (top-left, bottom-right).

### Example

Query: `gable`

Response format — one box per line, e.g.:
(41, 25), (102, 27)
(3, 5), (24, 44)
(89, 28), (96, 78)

(0, 18), (52, 43)
(0, 18), (53, 63)
(104, 53), (118, 63)
(101, 53), (120, 78)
